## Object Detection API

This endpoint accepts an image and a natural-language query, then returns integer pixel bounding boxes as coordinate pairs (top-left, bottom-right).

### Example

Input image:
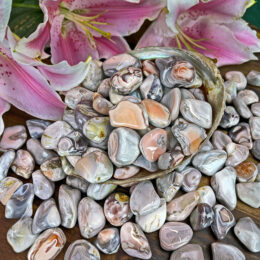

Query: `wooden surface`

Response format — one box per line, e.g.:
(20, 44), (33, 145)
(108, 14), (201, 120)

(0, 59), (260, 260)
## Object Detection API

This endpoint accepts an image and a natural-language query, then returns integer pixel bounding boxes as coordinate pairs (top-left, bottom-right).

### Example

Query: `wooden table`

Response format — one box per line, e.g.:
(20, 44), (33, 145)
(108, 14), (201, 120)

(0, 56), (260, 260)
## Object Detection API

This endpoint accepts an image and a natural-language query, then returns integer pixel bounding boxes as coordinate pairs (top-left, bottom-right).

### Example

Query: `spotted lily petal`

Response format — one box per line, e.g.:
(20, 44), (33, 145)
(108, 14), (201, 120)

(0, 98), (10, 136)
(0, 0), (11, 42)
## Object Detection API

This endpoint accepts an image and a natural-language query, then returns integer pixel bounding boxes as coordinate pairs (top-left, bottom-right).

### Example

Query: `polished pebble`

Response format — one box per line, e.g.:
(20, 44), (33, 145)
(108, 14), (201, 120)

(114, 165), (140, 179)
(251, 102), (260, 117)
(109, 87), (124, 105)
(182, 167), (201, 192)
(238, 89), (259, 104)
(197, 186), (216, 207)
(181, 88), (195, 99)
(249, 116), (260, 140)
(212, 131), (232, 150)
(211, 242), (245, 260)
(0, 177), (22, 205)
(224, 81), (237, 104)
(158, 149), (184, 170)
(225, 71), (247, 90)
(97, 78), (111, 98)
(87, 183), (117, 201)
(219, 106), (240, 128)
(233, 97), (252, 119)
(189, 88), (205, 100)
(140, 74), (163, 101)
(247, 70), (260, 86)
(170, 244), (204, 260)
(26, 119), (50, 139)
(133, 155), (159, 172)
(235, 161), (258, 182)
(252, 140), (260, 160)
(66, 175), (89, 193)
(225, 142), (249, 167)
(142, 60), (159, 77)
(0, 150), (15, 181)
(92, 93), (113, 115)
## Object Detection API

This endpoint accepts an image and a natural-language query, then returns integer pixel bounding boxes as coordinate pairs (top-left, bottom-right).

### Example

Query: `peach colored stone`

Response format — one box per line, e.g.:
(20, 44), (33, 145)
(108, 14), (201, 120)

(92, 93), (113, 115)
(235, 161), (258, 182)
(114, 166), (140, 180)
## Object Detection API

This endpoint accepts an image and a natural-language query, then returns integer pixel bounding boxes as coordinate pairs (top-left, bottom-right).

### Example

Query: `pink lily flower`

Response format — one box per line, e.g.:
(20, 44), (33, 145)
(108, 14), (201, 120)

(15, 0), (165, 65)
(137, 0), (260, 66)
(0, 0), (12, 42)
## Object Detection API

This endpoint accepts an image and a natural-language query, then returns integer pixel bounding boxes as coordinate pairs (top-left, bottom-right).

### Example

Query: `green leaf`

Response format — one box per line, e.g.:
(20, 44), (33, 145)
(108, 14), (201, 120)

(9, 0), (43, 38)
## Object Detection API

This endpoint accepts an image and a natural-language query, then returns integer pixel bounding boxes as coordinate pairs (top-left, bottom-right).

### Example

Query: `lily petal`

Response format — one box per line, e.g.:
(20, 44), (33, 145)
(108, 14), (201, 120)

(0, 38), (65, 120)
(0, 0), (11, 42)
(0, 98), (10, 136)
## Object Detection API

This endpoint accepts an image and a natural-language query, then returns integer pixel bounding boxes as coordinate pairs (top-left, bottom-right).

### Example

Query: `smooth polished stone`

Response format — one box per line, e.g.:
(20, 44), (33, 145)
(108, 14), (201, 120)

(225, 71), (247, 90)
(40, 157), (66, 181)
(200, 140), (214, 152)
(181, 88), (195, 99)
(180, 99), (212, 129)
(32, 198), (61, 234)
(65, 239), (100, 260)
(190, 88), (205, 100)
(211, 242), (245, 260)
(251, 102), (260, 117)
(142, 60), (159, 77)
(233, 97), (252, 119)
(234, 217), (260, 252)
(7, 217), (37, 253)
(136, 198), (166, 233)
(238, 89), (259, 104)
(66, 155), (81, 167)
(108, 127), (140, 167)
(158, 149), (184, 170)
(252, 140), (260, 160)
(78, 197), (106, 238)
(212, 131), (232, 150)
(170, 244), (204, 260)
(60, 156), (77, 177)
(182, 167), (201, 192)
(229, 122), (253, 149)
(5, 183), (34, 219)
(95, 228), (120, 255)
(140, 74), (163, 101)
(108, 87), (124, 105)
(190, 203), (214, 231)
(87, 183), (117, 201)
(26, 119), (50, 139)
(63, 109), (79, 130)
(41, 121), (73, 150)
(75, 150), (113, 183)
(109, 99), (149, 130)
(211, 167), (237, 210)
(257, 163), (260, 181)
(156, 171), (183, 202)
(236, 182), (260, 208)
(172, 121), (207, 156)
(140, 128), (167, 162)
(66, 175), (89, 193)
(235, 161), (258, 182)
(142, 99), (171, 128)
(192, 150), (227, 176)
(11, 149), (35, 179)
(224, 80), (237, 104)
(103, 53), (141, 77)
(249, 116), (260, 140)
(0, 125), (27, 150)
(104, 193), (133, 226)
(220, 106), (240, 128)
(130, 181), (160, 216)
(0, 177), (22, 205)
(97, 78), (111, 98)
(121, 222), (152, 259)
(59, 184), (81, 228)
(225, 142), (249, 167)
(27, 228), (66, 260)
(247, 70), (260, 86)
(159, 222), (193, 251)
(26, 138), (57, 165)
(133, 155), (159, 172)
(0, 150), (15, 181)
(32, 170), (55, 200)
(114, 165), (140, 179)
(92, 93), (113, 115)
(197, 186), (216, 207)
(167, 191), (199, 221)
(165, 126), (178, 151)
(211, 204), (235, 240)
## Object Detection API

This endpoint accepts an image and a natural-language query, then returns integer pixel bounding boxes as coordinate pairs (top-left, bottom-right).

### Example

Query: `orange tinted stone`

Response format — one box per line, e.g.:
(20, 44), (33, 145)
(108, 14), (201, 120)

(235, 161), (258, 182)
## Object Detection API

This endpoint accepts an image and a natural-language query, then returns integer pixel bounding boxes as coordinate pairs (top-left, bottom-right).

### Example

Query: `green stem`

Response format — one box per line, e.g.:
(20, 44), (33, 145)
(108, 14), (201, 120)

(12, 3), (41, 10)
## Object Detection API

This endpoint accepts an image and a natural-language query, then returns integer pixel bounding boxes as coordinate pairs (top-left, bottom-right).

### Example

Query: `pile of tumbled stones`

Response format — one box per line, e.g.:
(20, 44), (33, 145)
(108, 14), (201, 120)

(0, 52), (259, 259)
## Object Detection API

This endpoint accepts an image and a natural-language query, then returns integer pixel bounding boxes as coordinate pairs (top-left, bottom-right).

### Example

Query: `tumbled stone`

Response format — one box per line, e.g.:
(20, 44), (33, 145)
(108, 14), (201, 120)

(142, 59), (159, 77)
(130, 181), (160, 216)
(142, 99), (171, 128)
(5, 183), (34, 219)
(0, 125), (27, 150)
(211, 167), (237, 210)
(0, 177), (22, 205)
(75, 150), (113, 183)
(170, 244), (204, 260)
(40, 157), (66, 181)
(225, 142), (249, 167)
(140, 74), (163, 101)
(87, 183), (117, 201)
(97, 78), (111, 98)
(238, 89), (259, 104)
(136, 198), (166, 233)
(229, 122), (253, 149)
(27, 228), (66, 260)
(108, 127), (140, 167)
(158, 149), (184, 170)
(66, 175), (89, 193)
(182, 167), (201, 192)
(220, 106), (240, 128)
(233, 97), (252, 119)
(108, 87), (124, 104)
(167, 191), (199, 221)
(62, 109), (78, 129)
(121, 222), (152, 259)
(197, 186), (216, 207)
(0, 150), (15, 181)
(180, 99), (212, 129)
(7, 217), (37, 253)
(78, 197), (106, 238)
(190, 88), (205, 100)
(32, 198), (61, 234)
(224, 81), (237, 104)
(211, 242), (245, 260)
(252, 140), (260, 160)
(66, 155), (81, 167)
(133, 155), (159, 172)
(251, 102), (260, 117)
(156, 171), (183, 202)
(249, 116), (260, 140)
(159, 222), (193, 251)
(236, 182), (260, 208)
(234, 217), (260, 252)
(212, 131), (232, 150)
(247, 70), (260, 86)
(92, 93), (113, 115)
(114, 165), (140, 179)
(211, 204), (235, 240)
(190, 203), (214, 231)
(181, 88), (195, 99)
(257, 163), (260, 181)
(235, 161), (258, 182)
(95, 228), (120, 255)
(172, 121), (207, 156)
(32, 170), (55, 200)
(192, 150), (227, 176)
(104, 193), (133, 226)
(109, 99), (148, 129)
(225, 71), (247, 90)
(11, 149), (35, 179)
(165, 126), (178, 150)
(26, 119), (50, 139)
(200, 140), (214, 152)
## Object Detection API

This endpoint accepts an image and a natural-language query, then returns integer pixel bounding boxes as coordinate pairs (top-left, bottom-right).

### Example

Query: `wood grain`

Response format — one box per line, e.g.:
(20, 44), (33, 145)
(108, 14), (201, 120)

(0, 58), (260, 260)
